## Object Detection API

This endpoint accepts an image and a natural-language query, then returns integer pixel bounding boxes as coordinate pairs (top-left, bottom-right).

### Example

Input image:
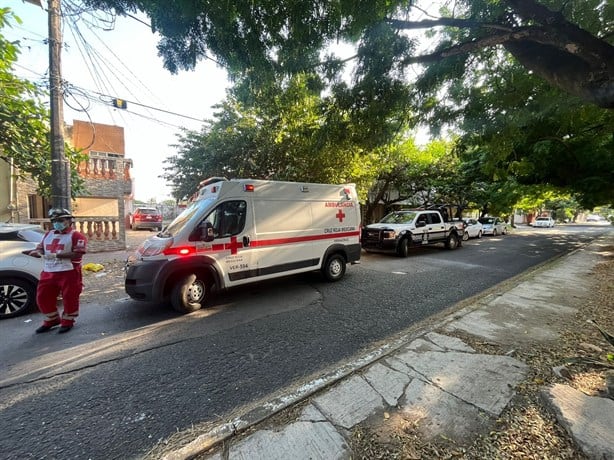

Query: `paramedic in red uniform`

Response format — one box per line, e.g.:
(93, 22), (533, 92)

(28, 208), (87, 333)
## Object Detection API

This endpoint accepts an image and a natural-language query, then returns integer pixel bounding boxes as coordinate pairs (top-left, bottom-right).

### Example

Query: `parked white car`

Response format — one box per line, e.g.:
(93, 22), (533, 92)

(478, 216), (507, 236)
(462, 218), (483, 240)
(0, 224), (44, 318)
(533, 217), (555, 228)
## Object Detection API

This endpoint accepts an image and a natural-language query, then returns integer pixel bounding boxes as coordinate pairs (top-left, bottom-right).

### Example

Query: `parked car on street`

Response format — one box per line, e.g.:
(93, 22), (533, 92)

(478, 216), (507, 236)
(533, 216), (555, 228)
(129, 207), (163, 231)
(362, 206), (465, 256)
(462, 218), (483, 240)
(0, 223), (44, 319)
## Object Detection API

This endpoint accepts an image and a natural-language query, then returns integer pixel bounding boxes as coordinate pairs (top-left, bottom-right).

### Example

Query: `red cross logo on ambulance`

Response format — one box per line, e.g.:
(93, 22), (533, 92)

(224, 236), (242, 255)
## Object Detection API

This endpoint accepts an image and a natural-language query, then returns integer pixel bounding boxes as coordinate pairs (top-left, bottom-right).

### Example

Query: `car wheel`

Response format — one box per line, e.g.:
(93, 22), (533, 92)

(462, 231), (469, 241)
(445, 232), (460, 249)
(171, 273), (208, 313)
(0, 277), (37, 319)
(321, 254), (346, 281)
(493, 229), (498, 236)
(397, 238), (410, 257)
(477, 230), (483, 239)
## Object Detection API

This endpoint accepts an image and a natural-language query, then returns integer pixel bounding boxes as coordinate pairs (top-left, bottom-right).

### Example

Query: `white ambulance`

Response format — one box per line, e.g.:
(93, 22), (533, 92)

(125, 179), (362, 313)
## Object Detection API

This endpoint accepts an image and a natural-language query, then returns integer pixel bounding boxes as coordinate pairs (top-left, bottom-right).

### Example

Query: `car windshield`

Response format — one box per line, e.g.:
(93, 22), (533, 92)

(17, 228), (45, 243)
(137, 208), (159, 215)
(160, 198), (213, 237)
(380, 211), (417, 224)
(536, 217), (549, 221)
(479, 217), (495, 224)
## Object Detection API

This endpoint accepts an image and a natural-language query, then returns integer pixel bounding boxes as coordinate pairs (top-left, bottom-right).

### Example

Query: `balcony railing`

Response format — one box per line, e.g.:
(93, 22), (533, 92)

(77, 152), (133, 180)
(30, 216), (126, 253)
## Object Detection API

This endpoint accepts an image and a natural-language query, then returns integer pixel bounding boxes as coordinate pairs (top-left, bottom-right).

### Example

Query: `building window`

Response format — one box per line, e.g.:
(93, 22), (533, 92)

(28, 195), (50, 219)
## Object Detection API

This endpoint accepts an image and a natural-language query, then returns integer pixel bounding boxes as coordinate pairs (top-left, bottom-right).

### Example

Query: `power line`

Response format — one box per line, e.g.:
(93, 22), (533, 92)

(69, 84), (206, 122)
(112, 97), (206, 122)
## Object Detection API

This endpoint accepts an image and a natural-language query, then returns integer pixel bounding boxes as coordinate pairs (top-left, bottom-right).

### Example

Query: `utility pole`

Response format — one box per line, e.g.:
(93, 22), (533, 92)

(48, 0), (71, 210)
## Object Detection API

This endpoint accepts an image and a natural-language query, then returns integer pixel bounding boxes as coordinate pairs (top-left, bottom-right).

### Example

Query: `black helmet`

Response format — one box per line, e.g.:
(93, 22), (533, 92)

(48, 208), (73, 221)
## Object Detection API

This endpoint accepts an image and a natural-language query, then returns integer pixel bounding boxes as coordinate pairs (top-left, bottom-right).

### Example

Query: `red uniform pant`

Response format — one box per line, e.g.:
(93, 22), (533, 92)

(36, 269), (83, 327)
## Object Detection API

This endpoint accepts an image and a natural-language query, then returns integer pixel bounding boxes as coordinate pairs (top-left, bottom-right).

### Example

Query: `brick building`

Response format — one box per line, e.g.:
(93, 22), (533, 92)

(0, 120), (134, 252)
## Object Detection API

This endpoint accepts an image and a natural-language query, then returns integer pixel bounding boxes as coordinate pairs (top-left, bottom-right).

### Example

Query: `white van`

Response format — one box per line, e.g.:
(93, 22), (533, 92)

(125, 179), (362, 313)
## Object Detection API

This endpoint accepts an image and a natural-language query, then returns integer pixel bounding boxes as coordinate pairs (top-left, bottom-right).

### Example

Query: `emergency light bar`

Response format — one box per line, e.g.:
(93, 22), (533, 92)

(244, 184), (255, 192)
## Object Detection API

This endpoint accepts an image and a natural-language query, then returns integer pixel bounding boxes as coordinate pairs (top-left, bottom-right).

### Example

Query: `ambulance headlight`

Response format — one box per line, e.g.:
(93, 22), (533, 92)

(383, 230), (396, 239)
(137, 239), (173, 257)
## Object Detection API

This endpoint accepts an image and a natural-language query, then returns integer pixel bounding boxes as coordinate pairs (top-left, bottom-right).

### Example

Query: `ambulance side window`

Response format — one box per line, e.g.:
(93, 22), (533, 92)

(219, 200), (246, 237)
(190, 200), (246, 241)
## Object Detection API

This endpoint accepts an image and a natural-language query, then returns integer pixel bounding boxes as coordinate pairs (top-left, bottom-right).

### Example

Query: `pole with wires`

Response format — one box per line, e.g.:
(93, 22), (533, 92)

(48, 0), (71, 210)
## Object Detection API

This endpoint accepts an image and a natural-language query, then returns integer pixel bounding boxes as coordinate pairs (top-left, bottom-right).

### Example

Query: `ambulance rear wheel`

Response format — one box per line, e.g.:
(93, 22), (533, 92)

(171, 273), (208, 313)
(322, 254), (346, 281)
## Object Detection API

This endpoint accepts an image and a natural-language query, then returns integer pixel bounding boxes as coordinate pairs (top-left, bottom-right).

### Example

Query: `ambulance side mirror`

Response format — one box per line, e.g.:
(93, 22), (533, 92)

(202, 222), (215, 242)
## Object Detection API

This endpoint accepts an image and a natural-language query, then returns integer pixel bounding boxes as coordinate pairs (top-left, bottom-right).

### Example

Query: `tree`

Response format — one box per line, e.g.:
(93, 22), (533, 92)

(0, 8), (85, 199)
(84, 0), (613, 209)
(162, 75), (374, 200)
(0, 9), (50, 177)
(451, 57), (614, 209)
(84, 0), (613, 108)
(358, 138), (465, 224)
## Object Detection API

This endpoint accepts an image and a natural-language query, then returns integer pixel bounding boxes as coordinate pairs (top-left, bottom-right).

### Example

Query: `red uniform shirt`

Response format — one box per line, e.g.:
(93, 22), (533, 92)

(37, 228), (87, 272)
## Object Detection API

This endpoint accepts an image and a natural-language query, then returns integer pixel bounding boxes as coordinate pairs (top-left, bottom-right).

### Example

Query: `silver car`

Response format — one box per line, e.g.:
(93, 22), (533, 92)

(0, 224), (44, 318)
(478, 216), (507, 236)
(462, 218), (483, 240)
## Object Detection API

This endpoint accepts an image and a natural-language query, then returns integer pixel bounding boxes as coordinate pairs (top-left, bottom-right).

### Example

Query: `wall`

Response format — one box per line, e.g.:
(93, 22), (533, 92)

(0, 162), (40, 223)
(73, 197), (118, 216)
(70, 120), (125, 155)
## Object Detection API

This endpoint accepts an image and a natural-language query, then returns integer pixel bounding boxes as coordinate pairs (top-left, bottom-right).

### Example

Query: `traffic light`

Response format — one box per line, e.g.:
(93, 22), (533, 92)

(113, 98), (127, 109)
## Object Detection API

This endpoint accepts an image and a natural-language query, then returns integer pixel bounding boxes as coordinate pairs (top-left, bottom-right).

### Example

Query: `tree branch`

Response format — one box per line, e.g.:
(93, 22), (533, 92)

(386, 17), (513, 33)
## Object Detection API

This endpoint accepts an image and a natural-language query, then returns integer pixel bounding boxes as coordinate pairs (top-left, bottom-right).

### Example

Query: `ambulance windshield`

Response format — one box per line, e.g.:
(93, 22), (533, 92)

(161, 198), (215, 237)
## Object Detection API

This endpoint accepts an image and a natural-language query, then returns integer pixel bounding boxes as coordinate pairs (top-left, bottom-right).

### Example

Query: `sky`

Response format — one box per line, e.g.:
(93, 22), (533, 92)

(6, 0), (231, 202)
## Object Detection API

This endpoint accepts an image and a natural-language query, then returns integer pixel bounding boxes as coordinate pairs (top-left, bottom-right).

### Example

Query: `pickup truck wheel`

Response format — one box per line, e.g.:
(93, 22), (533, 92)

(322, 254), (346, 281)
(171, 273), (208, 313)
(462, 231), (469, 241)
(445, 232), (460, 250)
(397, 238), (410, 257)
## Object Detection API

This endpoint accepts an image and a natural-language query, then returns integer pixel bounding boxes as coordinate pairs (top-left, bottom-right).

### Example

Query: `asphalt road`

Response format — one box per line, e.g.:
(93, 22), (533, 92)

(0, 224), (610, 459)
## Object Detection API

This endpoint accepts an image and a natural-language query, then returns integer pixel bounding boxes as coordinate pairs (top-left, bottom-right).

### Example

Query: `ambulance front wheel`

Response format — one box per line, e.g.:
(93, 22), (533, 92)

(171, 273), (208, 313)
(322, 254), (346, 282)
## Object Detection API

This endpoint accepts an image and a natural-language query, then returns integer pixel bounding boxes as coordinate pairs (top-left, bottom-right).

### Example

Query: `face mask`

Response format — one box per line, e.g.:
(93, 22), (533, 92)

(53, 221), (67, 231)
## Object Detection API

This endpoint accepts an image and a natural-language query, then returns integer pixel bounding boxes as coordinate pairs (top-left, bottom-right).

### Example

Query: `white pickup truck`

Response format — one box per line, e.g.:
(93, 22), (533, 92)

(361, 207), (465, 256)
